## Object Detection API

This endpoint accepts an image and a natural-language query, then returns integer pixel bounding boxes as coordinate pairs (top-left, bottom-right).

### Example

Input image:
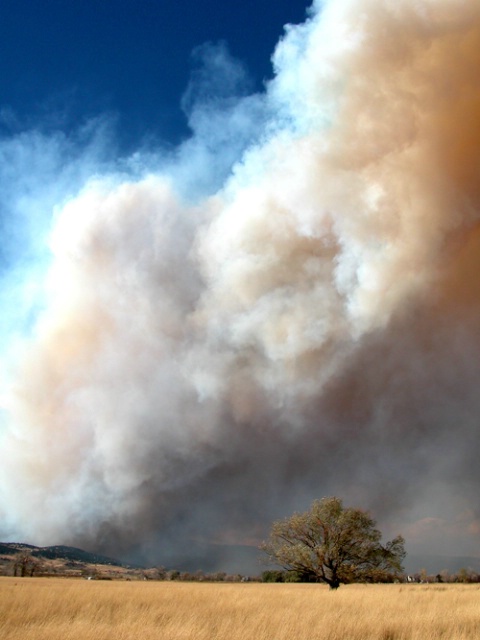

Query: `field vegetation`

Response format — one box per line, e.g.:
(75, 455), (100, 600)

(1, 577), (480, 640)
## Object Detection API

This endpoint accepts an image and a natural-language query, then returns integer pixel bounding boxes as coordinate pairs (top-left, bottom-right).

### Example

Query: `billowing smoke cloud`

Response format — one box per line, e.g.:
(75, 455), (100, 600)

(2, 0), (480, 570)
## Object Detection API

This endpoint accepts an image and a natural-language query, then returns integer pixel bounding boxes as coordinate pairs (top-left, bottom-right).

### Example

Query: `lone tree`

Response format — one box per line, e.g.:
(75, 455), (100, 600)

(261, 497), (405, 589)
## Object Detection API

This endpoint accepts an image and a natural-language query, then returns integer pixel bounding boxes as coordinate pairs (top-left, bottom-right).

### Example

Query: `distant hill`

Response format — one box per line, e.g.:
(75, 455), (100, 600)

(0, 542), (124, 567)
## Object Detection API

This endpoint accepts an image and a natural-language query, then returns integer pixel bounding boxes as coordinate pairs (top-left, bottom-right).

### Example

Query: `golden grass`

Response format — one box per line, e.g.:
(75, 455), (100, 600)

(1, 578), (480, 640)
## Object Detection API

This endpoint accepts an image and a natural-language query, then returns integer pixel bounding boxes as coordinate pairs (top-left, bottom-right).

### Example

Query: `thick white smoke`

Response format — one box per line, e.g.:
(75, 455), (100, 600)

(1, 0), (480, 569)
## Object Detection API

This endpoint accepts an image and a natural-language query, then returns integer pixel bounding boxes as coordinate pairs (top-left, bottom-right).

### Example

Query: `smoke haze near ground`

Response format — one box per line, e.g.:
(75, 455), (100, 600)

(1, 0), (480, 570)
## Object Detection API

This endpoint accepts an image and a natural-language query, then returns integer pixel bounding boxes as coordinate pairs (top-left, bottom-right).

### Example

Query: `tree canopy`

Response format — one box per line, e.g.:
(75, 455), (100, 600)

(261, 496), (405, 589)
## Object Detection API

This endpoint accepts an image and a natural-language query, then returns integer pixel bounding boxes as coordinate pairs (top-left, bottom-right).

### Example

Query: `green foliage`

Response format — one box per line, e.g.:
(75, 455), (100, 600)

(261, 570), (286, 582)
(261, 497), (405, 589)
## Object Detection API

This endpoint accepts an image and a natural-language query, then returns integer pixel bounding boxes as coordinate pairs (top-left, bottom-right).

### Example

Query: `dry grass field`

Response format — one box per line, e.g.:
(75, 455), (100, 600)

(1, 577), (480, 640)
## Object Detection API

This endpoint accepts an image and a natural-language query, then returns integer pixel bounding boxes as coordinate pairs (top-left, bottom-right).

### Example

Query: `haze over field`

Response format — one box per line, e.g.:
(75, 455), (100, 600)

(1, 0), (480, 570)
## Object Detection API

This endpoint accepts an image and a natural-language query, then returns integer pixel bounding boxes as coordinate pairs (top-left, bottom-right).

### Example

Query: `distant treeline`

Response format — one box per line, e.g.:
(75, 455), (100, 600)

(260, 569), (480, 584)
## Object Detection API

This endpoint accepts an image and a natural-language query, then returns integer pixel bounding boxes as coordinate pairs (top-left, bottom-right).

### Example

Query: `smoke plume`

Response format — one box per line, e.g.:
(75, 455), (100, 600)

(2, 0), (480, 569)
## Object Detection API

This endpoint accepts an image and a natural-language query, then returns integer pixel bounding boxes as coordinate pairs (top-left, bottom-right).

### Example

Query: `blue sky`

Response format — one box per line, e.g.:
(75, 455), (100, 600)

(0, 0), (310, 148)
(0, 0), (311, 299)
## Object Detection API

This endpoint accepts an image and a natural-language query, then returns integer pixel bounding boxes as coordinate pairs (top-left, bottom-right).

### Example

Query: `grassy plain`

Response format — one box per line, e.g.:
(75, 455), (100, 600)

(1, 577), (479, 640)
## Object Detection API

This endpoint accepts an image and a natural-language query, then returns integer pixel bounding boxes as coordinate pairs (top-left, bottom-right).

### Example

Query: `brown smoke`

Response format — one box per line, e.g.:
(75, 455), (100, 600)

(1, 0), (480, 569)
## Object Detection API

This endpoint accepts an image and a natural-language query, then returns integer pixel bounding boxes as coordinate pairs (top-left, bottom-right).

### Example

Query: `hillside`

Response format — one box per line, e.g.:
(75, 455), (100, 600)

(0, 542), (123, 565)
(0, 542), (141, 579)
